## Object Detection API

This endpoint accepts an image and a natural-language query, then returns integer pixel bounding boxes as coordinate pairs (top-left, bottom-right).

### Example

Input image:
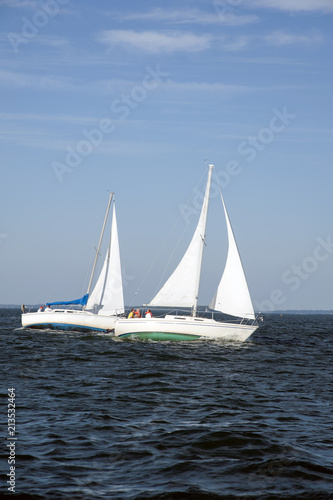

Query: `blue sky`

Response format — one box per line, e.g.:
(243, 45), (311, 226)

(0, 0), (332, 311)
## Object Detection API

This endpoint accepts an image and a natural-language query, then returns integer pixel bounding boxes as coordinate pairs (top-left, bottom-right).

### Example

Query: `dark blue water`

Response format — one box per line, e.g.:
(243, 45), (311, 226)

(1, 309), (333, 499)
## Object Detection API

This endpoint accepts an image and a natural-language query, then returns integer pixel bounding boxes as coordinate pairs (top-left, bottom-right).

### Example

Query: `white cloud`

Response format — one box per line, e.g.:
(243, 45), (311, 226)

(265, 31), (323, 46)
(250, 0), (333, 12)
(97, 30), (212, 54)
(116, 8), (258, 26)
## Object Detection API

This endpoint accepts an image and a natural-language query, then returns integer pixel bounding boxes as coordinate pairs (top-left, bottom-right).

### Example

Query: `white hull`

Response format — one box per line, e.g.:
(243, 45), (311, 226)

(114, 315), (258, 341)
(21, 310), (119, 332)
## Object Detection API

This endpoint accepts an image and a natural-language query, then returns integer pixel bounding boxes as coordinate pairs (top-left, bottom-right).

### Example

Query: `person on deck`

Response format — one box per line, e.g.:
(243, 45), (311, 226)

(128, 308), (135, 318)
(134, 309), (141, 318)
(37, 306), (44, 313)
(145, 309), (153, 318)
(45, 305), (52, 312)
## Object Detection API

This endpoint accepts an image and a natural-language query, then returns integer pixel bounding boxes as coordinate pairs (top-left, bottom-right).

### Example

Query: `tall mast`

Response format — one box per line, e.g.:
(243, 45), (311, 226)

(85, 192), (114, 305)
(192, 164), (213, 317)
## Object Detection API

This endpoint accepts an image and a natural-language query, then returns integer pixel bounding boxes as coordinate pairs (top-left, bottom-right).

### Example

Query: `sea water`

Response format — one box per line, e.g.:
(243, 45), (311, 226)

(1, 309), (333, 499)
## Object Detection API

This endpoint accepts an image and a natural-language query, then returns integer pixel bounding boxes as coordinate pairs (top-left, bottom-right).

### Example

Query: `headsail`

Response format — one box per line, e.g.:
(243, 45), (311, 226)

(210, 194), (255, 320)
(86, 202), (124, 315)
(149, 165), (213, 311)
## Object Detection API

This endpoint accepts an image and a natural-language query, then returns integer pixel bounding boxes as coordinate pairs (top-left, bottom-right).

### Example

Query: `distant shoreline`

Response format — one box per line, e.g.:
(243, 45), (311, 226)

(1, 305), (332, 315)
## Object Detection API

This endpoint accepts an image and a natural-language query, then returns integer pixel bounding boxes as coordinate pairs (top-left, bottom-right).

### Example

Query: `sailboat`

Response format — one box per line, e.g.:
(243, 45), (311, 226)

(21, 193), (125, 332)
(114, 164), (258, 341)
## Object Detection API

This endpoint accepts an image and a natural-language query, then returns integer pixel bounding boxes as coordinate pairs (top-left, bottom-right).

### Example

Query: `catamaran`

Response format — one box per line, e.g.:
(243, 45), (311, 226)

(114, 164), (258, 341)
(21, 193), (125, 332)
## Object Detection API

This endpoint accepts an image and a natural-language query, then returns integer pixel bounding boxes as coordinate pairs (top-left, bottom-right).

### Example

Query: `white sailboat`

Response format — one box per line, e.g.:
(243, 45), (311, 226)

(21, 193), (125, 332)
(114, 164), (258, 341)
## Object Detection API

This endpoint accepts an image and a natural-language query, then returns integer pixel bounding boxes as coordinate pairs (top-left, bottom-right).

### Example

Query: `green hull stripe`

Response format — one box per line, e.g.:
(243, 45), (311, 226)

(120, 331), (201, 341)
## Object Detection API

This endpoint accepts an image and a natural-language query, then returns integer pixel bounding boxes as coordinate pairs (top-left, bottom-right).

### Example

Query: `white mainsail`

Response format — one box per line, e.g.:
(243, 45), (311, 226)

(210, 194), (255, 320)
(149, 165), (213, 311)
(86, 202), (124, 315)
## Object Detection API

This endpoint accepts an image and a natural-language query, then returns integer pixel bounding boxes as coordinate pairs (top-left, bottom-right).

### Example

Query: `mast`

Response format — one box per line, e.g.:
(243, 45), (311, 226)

(84, 192), (114, 307)
(192, 164), (213, 316)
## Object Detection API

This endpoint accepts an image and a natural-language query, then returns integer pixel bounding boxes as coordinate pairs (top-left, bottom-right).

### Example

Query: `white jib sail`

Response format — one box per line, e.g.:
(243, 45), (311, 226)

(149, 165), (213, 309)
(86, 202), (124, 315)
(210, 195), (255, 320)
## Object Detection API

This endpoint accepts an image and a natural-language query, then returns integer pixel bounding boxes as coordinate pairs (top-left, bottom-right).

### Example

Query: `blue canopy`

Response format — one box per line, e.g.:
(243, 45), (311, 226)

(46, 294), (89, 307)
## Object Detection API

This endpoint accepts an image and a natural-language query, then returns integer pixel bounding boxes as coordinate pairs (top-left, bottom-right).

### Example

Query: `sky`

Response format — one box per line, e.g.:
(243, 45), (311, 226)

(0, 0), (332, 311)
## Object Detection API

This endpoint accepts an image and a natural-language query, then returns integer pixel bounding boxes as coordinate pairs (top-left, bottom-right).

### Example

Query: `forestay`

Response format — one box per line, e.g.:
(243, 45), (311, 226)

(149, 165), (213, 310)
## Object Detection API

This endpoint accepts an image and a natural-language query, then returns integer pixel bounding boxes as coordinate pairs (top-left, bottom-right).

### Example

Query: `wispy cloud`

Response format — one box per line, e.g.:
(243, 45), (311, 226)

(0, 0), (73, 13)
(0, 69), (131, 94)
(0, 69), (77, 90)
(97, 30), (212, 54)
(161, 80), (318, 95)
(116, 8), (258, 26)
(0, 72), (248, 98)
(0, 112), (100, 125)
(0, 33), (67, 46)
(0, 0), (38, 8)
(28, 35), (68, 48)
(250, 0), (333, 13)
(97, 28), (322, 56)
(219, 36), (251, 51)
(162, 80), (252, 97)
(265, 31), (323, 46)
(97, 30), (254, 55)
